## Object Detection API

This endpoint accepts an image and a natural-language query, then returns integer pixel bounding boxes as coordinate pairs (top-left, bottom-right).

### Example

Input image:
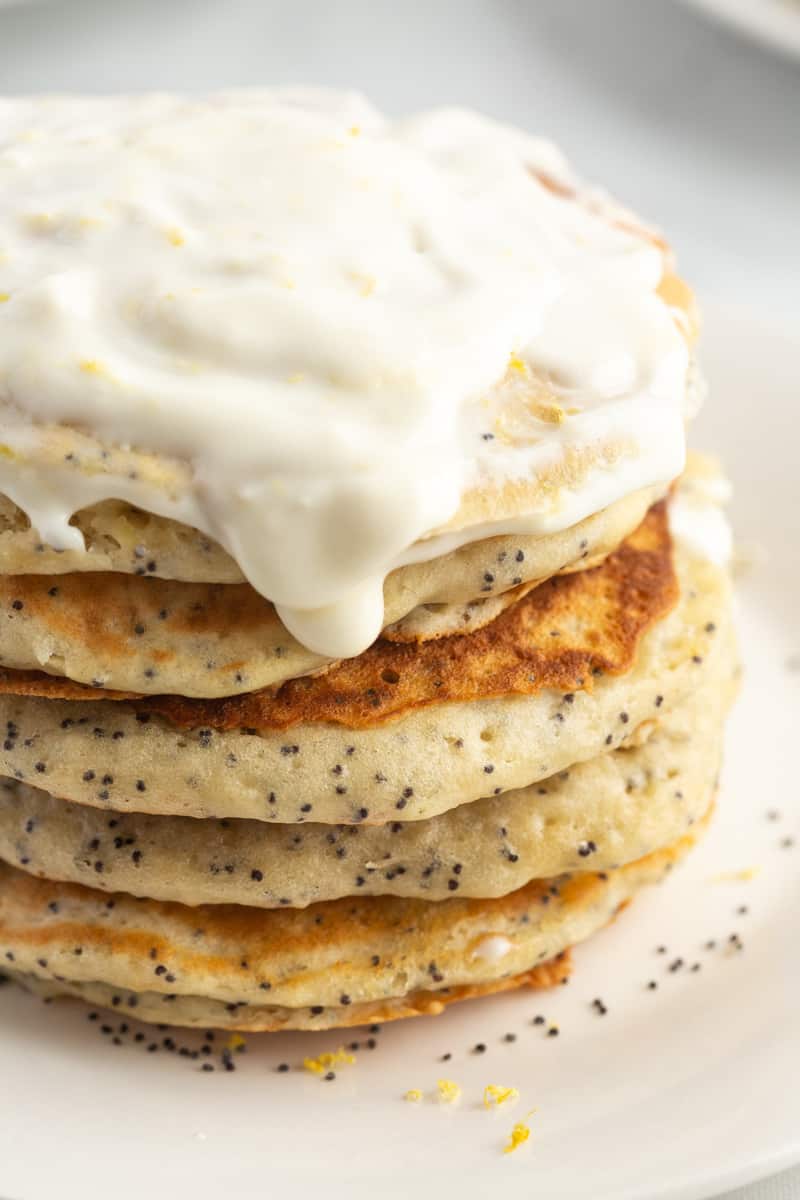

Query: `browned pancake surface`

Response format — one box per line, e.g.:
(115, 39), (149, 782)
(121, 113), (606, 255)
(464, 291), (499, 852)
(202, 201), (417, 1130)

(0, 501), (676, 732)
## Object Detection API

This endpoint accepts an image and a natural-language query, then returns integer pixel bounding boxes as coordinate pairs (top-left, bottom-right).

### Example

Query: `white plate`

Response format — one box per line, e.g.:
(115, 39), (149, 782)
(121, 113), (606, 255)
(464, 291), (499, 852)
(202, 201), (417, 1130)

(0, 304), (797, 1200)
(681, 0), (800, 61)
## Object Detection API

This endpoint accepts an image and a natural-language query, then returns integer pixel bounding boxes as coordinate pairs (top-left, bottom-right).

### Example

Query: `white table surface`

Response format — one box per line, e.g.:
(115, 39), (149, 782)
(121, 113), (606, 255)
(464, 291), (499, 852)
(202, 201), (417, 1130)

(0, 2), (798, 1197)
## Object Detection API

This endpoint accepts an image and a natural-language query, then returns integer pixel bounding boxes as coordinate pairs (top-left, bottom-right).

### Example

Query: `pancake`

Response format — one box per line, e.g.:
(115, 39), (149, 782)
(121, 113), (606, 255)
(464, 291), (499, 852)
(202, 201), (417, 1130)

(0, 531), (732, 824)
(9, 957), (572, 1031)
(0, 817), (706, 1031)
(0, 653), (734, 907)
(0, 497), (676, 712)
(0, 483), (663, 699)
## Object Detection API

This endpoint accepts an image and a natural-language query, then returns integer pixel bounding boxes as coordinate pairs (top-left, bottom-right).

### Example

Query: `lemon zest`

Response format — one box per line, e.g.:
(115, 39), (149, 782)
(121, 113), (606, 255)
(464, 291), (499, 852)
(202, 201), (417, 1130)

(303, 1047), (356, 1076)
(0, 293), (9, 303)
(24, 212), (54, 233)
(504, 1116), (533, 1154)
(349, 271), (376, 297)
(436, 1078), (461, 1104)
(711, 867), (760, 883)
(403, 1089), (423, 1103)
(530, 400), (565, 425)
(483, 1084), (519, 1109)
(165, 227), (185, 247)
(226, 1033), (246, 1052)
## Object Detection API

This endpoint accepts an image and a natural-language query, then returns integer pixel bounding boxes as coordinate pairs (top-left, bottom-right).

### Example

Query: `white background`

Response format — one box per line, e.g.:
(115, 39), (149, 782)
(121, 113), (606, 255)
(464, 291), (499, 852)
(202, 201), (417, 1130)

(0, 2), (798, 1197)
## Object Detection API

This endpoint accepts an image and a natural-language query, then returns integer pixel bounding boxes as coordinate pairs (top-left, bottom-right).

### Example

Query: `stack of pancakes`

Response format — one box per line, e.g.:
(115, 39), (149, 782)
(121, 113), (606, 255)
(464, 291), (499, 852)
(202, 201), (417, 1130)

(0, 91), (736, 1032)
(0, 459), (735, 1031)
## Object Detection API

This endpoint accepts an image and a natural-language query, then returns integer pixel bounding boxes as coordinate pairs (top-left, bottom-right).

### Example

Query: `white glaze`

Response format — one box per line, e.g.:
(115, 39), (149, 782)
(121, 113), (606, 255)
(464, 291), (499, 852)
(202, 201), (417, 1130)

(0, 90), (691, 657)
(670, 470), (733, 566)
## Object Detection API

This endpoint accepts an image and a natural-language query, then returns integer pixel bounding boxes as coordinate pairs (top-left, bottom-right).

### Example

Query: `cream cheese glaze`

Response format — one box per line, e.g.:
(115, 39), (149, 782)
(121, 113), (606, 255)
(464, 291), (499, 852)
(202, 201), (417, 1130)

(0, 89), (691, 658)
(669, 459), (733, 567)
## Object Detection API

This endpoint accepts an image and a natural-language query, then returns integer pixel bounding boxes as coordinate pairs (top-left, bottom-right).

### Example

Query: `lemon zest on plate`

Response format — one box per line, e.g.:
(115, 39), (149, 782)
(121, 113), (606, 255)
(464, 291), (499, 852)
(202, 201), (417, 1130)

(303, 1047), (357, 1076)
(483, 1084), (519, 1109)
(436, 1078), (461, 1104)
(504, 1114), (534, 1154)
(711, 867), (760, 882)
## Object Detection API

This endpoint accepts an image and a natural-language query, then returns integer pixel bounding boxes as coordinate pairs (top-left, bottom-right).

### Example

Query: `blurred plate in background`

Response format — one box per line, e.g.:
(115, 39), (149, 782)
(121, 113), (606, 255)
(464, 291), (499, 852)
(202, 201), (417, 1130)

(681, 0), (800, 60)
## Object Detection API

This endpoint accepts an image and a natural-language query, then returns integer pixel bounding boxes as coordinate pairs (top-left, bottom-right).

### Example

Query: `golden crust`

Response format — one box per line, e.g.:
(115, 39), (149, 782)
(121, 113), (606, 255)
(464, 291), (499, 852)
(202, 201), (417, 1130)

(303, 953), (574, 1025)
(0, 485), (665, 698)
(9, 953), (573, 1033)
(0, 501), (677, 732)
